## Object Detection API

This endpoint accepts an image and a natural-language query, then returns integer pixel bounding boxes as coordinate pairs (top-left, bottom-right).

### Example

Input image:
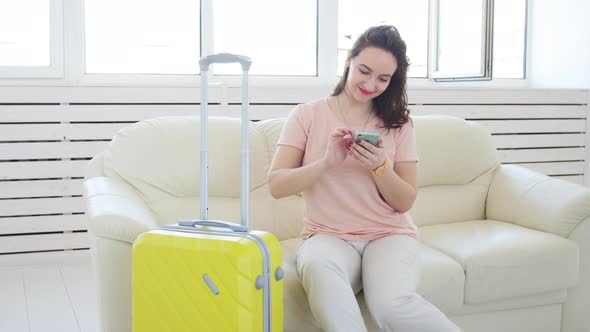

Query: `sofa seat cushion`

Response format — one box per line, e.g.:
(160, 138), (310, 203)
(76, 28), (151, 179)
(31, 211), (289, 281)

(279, 236), (466, 331)
(419, 220), (579, 304)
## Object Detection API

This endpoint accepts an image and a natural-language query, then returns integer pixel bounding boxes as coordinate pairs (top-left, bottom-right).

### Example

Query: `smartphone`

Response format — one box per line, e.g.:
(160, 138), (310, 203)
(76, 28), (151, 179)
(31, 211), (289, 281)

(354, 131), (380, 146)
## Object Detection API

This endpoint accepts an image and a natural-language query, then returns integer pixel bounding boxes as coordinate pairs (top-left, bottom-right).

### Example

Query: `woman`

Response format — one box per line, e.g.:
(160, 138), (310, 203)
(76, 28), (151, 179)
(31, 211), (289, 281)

(269, 25), (461, 332)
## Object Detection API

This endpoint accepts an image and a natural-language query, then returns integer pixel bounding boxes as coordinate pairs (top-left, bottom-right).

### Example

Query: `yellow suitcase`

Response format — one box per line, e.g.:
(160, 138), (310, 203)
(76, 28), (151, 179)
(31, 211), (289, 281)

(133, 223), (284, 332)
(133, 54), (283, 332)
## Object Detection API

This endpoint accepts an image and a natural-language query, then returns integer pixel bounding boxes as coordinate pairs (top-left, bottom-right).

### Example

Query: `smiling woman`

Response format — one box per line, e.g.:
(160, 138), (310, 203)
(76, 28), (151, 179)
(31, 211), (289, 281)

(268, 25), (462, 332)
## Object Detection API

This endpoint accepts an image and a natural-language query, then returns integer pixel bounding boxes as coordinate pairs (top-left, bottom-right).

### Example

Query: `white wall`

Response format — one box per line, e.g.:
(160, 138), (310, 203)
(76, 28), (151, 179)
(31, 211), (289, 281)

(528, 0), (590, 88)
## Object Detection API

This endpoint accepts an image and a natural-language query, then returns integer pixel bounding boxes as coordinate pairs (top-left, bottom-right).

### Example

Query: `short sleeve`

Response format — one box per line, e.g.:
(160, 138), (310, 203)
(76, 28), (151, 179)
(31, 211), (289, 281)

(277, 104), (308, 151)
(394, 121), (419, 162)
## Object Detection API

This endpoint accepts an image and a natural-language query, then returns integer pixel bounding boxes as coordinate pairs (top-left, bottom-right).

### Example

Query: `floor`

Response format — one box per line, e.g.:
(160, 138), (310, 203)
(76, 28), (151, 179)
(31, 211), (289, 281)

(0, 250), (98, 332)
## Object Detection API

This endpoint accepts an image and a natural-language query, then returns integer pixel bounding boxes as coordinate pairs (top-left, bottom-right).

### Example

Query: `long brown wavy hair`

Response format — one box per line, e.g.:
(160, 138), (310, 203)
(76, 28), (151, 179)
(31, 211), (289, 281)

(332, 25), (411, 129)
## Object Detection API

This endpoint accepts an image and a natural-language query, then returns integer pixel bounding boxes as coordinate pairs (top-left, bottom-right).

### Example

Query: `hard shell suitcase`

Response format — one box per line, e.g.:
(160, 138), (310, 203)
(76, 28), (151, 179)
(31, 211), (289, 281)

(132, 54), (284, 332)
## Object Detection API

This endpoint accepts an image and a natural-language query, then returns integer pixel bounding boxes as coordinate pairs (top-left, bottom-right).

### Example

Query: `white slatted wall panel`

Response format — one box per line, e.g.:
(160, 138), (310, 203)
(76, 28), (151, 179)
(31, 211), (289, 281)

(0, 88), (588, 254)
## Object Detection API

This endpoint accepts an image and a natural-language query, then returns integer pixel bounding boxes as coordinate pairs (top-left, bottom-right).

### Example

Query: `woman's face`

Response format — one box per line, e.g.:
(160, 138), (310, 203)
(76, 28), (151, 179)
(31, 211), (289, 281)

(345, 46), (398, 104)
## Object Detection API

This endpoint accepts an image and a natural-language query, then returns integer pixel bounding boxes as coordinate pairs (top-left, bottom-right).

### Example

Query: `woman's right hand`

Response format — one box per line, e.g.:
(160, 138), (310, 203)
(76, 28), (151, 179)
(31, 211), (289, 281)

(322, 127), (354, 169)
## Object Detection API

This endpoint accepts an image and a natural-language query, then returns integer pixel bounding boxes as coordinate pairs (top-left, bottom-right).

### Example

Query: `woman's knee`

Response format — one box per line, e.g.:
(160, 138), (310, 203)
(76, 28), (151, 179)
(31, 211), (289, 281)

(366, 291), (419, 325)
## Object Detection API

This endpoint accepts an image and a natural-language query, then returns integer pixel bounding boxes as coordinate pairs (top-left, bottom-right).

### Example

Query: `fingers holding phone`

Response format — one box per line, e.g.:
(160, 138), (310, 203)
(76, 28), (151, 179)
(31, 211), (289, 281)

(350, 131), (386, 170)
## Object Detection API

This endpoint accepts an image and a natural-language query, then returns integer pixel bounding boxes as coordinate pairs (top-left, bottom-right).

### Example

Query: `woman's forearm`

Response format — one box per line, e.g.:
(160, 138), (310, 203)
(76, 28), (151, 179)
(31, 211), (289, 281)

(269, 159), (327, 199)
(374, 169), (417, 213)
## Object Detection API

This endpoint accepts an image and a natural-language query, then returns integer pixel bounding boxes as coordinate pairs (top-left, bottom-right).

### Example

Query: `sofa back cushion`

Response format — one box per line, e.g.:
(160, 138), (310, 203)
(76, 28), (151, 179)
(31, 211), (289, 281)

(260, 115), (500, 227)
(102, 114), (499, 238)
(104, 116), (268, 197)
(411, 115), (500, 226)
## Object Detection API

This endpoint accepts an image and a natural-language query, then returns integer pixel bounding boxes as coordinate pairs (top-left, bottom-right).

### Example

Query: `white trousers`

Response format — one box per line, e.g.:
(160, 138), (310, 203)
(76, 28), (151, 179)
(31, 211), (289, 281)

(296, 234), (462, 332)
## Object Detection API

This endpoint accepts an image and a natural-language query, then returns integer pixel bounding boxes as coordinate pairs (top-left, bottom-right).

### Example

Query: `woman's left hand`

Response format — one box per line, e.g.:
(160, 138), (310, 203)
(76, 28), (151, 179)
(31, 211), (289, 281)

(349, 138), (387, 171)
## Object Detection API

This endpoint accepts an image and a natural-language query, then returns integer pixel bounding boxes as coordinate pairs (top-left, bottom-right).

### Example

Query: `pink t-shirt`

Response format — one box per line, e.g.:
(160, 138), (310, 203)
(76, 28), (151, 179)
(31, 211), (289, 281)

(277, 98), (419, 241)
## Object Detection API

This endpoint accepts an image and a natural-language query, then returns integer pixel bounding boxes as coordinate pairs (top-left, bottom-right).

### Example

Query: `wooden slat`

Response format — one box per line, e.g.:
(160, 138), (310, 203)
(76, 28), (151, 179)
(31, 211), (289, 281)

(0, 179), (83, 199)
(493, 134), (585, 148)
(0, 87), (586, 105)
(0, 124), (63, 141)
(406, 89), (589, 105)
(65, 104), (201, 121)
(497, 148), (585, 163)
(0, 123), (128, 141)
(0, 232), (90, 253)
(0, 104), (219, 123)
(0, 197), (85, 217)
(511, 162), (585, 176)
(551, 175), (585, 185)
(227, 104), (294, 120)
(21, 119), (585, 141)
(0, 87), (218, 104)
(232, 85), (334, 104)
(0, 105), (63, 122)
(66, 123), (129, 140)
(226, 87), (589, 105)
(0, 160), (89, 180)
(0, 215), (87, 235)
(475, 119), (586, 134)
(411, 105), (588, 119)
(0, 141), (108, 160)
(224, 104), (590, 121)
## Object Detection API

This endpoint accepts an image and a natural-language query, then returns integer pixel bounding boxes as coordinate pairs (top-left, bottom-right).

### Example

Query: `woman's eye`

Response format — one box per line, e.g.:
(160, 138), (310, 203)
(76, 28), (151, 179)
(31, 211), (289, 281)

(379, 78), (389, 83)
(360, 70), (369, 75)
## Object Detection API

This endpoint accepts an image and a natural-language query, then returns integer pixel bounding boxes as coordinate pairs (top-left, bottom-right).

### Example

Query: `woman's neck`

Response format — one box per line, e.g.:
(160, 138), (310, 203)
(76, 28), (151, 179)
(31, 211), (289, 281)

(340, 89), (373, 117)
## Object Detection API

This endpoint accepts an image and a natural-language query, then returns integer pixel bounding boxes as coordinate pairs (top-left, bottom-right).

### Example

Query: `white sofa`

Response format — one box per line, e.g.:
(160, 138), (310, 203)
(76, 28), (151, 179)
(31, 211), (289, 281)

(84, 114), (590, 332)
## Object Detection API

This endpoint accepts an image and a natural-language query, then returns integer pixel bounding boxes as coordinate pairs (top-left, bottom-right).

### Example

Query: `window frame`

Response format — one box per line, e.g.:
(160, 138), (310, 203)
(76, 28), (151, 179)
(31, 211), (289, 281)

(431, 0), (494, 82)
(0, 0), (529, 87)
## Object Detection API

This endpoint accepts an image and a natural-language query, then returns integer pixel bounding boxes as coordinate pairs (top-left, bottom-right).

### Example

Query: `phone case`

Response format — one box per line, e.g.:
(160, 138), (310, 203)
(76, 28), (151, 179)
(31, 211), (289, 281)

(354, 131), (380, 146)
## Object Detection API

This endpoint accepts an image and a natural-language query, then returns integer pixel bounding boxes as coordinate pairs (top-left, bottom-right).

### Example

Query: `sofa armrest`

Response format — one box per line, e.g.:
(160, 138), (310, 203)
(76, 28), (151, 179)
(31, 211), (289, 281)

(487, 164), (590, 238)
(84, 176), (159, 244)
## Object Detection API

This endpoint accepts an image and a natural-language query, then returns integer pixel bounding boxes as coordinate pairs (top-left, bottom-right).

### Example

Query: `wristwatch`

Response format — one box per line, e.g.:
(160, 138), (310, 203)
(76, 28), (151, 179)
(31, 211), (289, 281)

(371, 158), (390, 176)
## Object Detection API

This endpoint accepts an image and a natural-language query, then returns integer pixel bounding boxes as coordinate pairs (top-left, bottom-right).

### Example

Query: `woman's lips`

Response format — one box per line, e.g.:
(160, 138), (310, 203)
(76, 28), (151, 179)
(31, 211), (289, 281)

(359, 87), (374, 96)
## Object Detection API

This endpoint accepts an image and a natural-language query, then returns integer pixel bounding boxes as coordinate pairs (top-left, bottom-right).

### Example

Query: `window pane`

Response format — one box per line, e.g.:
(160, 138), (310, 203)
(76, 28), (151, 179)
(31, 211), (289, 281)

(85, 0), (200, 74)
(213, 0), (317, 76)
(436, 0), (485, 77)
(338, 0), (429, 78)
(493, 0), (526, 78)
(0, 0), (50, 66)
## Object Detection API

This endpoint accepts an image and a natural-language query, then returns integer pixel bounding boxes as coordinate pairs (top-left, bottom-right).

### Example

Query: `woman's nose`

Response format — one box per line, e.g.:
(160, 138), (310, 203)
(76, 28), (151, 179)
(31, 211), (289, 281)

(363, 79), (377, 92)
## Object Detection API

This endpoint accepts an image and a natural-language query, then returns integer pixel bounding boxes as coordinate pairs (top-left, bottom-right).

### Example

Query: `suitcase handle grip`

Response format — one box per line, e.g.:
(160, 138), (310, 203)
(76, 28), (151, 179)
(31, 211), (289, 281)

(199, 53), (252, 71)
(178, 220), (248, 232)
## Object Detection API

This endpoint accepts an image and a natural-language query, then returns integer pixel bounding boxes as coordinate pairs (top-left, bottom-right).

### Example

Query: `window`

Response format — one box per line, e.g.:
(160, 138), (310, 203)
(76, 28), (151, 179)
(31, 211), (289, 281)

(339, 0), (528, 82)
(338, 0), (429, 78)
(0, 0), (63, 78)
(84, 0), (200, 74)
(211, 0), (318, 76)
(434, 0), (527, 81)
(0, 0), (527, 83)
(434, 0), (492, 80)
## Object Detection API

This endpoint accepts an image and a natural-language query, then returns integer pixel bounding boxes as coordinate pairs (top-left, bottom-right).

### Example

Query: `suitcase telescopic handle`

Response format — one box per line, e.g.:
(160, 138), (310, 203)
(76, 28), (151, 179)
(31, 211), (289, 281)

(198, 54), (251, 230)
(178, 220), (248, 232)
(199, 53), (252, 71)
